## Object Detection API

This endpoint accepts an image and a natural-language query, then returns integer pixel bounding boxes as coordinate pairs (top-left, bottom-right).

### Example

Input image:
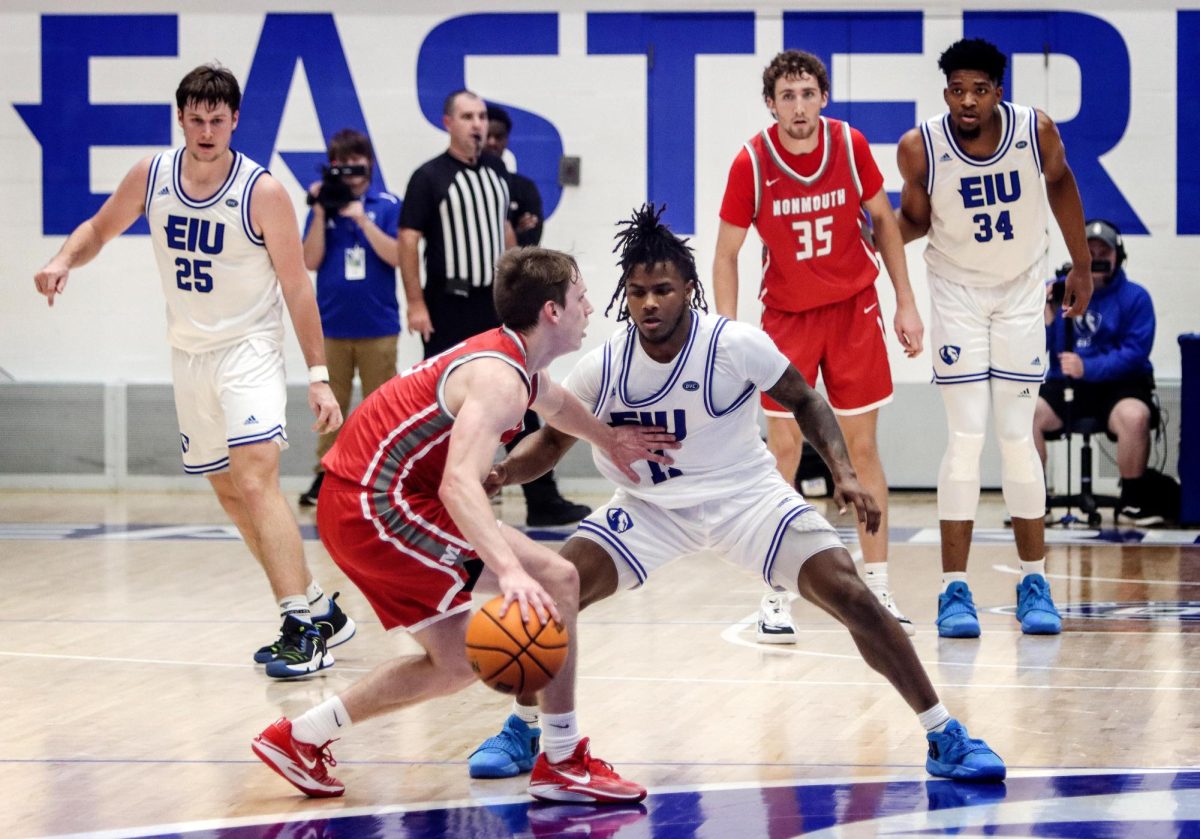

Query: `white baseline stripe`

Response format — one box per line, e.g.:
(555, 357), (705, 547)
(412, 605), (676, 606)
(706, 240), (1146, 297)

(991, 562), (1200, 587)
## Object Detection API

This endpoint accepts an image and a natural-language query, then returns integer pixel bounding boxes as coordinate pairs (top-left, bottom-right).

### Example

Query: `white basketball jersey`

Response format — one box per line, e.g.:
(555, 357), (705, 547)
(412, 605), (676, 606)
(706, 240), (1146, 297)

(921, 102), (1049, 287)
(145, 149), (283, 352)
(566, 312), (787, 509)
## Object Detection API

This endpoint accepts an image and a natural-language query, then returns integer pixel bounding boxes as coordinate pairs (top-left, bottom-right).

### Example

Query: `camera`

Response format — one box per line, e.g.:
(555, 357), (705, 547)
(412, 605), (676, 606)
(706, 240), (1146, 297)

(306, 164), (368, 214)
(1049, 262), (1070, 308)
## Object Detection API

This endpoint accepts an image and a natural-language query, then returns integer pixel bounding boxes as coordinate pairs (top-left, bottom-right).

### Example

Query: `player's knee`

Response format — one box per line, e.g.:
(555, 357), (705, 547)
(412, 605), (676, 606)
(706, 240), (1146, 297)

(998, 435), (1040, 484)
(943, 432), (985, 482)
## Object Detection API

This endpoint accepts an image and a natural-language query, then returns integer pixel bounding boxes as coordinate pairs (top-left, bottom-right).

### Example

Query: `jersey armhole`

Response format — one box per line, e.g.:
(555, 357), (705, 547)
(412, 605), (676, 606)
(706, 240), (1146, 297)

(842, 123), (863, 198)
(143, 152), (165, 217)
(242, 168), (268, 247)
(1029, 106), (1044, 175)
(744, 142), (762, 222)
(919, 122), (936, 193)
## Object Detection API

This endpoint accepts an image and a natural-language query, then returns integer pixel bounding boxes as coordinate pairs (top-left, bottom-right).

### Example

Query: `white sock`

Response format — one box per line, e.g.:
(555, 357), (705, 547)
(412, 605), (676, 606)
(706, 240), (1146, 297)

(940, 573), (968, 594)
(863, 563), (888, 594)
(292, 696), (351, 745)
(306, 581), (329, 615)
(542, 711), (580, 764)
(279, 595), (312, 624)
(1019, 559), (1046, 579)
(515, 701), (540, 727)
(918, 703), (951, 733)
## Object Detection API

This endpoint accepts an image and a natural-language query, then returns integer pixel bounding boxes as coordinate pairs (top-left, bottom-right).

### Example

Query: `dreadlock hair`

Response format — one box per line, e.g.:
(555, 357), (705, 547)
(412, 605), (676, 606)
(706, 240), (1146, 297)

(606, 203), (708, 321)
(938, 38), (1007, 85)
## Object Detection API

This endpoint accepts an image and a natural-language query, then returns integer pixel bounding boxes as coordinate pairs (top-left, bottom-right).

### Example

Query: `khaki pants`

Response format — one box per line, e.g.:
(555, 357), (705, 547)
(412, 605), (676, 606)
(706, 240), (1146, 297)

(315, 334), (399, 468)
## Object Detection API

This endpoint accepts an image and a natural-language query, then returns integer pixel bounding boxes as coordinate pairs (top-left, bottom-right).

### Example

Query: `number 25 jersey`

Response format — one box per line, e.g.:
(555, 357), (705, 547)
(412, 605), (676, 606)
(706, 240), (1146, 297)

(146, 148), (284, 352)
(921, 102), (1049, 287)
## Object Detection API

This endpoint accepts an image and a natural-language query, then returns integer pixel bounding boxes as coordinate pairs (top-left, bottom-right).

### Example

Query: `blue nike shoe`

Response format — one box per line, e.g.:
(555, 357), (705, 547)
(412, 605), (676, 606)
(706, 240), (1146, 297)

(937, 581), (981, 638)
(1016, 574), (1062, 635)
(926, 719), (1006, 782)
(469, 714), (541, 779)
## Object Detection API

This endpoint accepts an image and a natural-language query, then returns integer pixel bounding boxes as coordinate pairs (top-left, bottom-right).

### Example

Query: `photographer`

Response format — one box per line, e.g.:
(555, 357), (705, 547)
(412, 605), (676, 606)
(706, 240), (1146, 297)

(1033, 219), (1162, 524)
(299, 129), (401, 507)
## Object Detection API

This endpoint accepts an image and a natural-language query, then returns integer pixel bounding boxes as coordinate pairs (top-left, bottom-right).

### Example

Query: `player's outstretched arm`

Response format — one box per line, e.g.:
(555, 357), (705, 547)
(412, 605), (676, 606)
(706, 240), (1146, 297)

(34, 158), (152, 307)
(441, 359), (559, 624)
(1037, 109), (1093, 318)
(252, 175), (341, 434)
(533, 379), (679, 483)
(486, 425), (578, 497)
(765, 365), (882, 533)
(863, 188), (924, 358)
(895, 129), (932, 245)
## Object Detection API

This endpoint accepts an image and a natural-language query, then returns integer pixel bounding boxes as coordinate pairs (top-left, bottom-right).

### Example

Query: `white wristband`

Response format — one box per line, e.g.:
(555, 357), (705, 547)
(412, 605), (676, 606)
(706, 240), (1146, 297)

(308, 365), (330, 384)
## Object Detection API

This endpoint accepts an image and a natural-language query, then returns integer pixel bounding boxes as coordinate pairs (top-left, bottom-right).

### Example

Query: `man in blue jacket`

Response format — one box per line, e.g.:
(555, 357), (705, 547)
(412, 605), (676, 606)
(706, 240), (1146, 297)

(1034, 219), (1160, 524)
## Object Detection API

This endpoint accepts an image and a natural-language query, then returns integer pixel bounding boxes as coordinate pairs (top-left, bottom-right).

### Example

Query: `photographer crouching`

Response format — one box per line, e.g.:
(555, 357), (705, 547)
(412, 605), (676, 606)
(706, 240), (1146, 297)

(1033, 219), (1165, 525)
(299, 129), (401, 507)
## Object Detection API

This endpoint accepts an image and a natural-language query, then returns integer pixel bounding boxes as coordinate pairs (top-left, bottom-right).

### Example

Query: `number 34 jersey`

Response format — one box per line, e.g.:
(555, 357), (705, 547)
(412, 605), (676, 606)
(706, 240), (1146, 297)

(565, 312), (789, 509)
(146, 148), (284, 353)
(921, 102), (1049, 288)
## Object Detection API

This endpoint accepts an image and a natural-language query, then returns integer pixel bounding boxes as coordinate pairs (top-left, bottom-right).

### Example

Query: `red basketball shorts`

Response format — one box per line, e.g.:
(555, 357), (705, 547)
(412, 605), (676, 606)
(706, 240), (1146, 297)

(316, 473), (479, 632)
(760, 284), (893, 416)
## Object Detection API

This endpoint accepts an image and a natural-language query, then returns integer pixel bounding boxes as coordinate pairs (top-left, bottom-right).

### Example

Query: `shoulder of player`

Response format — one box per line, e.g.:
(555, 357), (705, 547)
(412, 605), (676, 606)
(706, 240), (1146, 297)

(895, 129), (928, 178)
(451, 355), (531, 407)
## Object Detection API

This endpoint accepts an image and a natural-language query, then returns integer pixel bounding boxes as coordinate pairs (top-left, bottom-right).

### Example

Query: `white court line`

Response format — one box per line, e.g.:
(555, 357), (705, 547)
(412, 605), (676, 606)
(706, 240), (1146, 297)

(991, 563), (1200, 587)
(719, 613), (1200, 679)
(0, 649), (372, 674)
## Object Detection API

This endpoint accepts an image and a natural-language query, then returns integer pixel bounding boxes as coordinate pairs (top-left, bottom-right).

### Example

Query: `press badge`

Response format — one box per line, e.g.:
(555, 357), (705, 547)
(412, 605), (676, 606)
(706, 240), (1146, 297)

(344, 245), (366, 280)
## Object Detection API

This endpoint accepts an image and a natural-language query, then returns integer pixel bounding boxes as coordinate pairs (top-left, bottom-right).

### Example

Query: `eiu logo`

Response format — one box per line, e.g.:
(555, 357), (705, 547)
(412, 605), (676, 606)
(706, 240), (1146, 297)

(682, 381), (700, 391)
(939, 345), (961, 365)
(608, 409), (687, 441)
(606, 508), (633, 533)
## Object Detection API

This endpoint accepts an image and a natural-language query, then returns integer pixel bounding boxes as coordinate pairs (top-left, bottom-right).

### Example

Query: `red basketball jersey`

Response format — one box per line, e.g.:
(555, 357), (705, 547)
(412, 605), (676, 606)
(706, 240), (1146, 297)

(322, 326), (538, 494)
(729, 119), (881, 313)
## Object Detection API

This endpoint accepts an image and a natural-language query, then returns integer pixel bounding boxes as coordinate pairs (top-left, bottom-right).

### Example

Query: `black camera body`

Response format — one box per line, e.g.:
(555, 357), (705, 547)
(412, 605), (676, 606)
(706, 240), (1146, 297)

(307, 164), (368, 214)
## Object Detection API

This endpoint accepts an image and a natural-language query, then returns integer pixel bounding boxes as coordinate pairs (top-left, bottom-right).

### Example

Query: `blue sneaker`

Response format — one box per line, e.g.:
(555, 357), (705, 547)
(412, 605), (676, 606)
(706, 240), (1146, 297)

(937, 582), (981, 638)
(469, 714), (541, 779)
(926, 719), (1006, 782)
(264, 615), (334, 679)
(1016, 574), (1062, 635)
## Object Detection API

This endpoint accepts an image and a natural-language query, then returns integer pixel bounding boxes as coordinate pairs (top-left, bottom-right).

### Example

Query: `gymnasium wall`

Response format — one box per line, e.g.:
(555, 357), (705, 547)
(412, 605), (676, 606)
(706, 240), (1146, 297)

(0, 2), (1194, 486)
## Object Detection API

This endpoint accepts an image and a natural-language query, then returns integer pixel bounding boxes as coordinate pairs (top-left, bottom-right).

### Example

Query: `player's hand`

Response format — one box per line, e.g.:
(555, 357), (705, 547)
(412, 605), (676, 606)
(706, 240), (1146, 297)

(893, 302), (924, 358)
(497, 566), (560, 625)
(515, 212), (539, 233)
(308, 382), (343, 433)
(831, 473), (881, 534)
(34, 262), (69, 307)
(1059, 351), (1085, 379)
(407, 300), (433, 342)
(483, 462), (508, 497)
(1061, 264), (1093, 318)
(602, 425), (680, 483)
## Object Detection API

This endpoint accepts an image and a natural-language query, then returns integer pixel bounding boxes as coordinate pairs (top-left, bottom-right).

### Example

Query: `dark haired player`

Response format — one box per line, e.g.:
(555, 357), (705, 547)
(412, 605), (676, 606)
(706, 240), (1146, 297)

(469, 205), (1006, 794)
(896, 38), (1092, 638)
(33, 64), (353, 678)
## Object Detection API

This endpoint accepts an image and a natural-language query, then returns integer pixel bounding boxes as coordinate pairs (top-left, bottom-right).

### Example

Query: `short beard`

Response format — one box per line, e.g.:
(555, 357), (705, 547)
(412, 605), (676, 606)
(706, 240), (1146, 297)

(638, 310), (687, 345)
(953, 121), (981, 141)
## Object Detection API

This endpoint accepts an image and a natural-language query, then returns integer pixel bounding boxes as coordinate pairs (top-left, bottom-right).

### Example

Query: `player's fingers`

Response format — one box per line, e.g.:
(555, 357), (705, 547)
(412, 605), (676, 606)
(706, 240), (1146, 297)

(516, 592), (532, 624)
(618, 463), (641, 483)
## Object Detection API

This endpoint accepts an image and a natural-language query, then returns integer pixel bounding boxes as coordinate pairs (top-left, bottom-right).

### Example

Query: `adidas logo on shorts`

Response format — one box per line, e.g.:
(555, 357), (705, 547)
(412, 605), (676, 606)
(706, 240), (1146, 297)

(244, 415), (259, 425)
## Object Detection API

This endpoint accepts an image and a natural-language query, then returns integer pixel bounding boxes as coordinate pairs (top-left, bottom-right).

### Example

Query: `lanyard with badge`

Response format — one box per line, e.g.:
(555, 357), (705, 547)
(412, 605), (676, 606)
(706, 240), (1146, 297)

(342, 208), (367, 281)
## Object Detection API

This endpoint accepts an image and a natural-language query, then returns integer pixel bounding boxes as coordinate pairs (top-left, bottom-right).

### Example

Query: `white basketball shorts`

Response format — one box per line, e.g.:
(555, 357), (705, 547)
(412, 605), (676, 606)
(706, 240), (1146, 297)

(171, 337), (288, 475)
(929, 260), (1048, 387)
(574, 472), (846, 595)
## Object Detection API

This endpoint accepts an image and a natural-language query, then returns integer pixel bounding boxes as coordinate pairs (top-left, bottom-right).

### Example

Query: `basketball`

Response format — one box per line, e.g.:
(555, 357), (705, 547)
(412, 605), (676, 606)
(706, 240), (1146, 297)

(464, 596), (569, 694)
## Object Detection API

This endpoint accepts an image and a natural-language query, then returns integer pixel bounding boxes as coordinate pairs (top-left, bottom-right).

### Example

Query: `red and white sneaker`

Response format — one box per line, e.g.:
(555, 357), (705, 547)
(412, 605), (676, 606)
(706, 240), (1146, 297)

(527, 737), (647, 803)
(251, 717), (345, 798)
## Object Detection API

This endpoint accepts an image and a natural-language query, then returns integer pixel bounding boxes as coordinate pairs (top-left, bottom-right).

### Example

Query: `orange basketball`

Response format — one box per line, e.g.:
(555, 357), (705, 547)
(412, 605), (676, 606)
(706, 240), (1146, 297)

(465, 595), (569, 694)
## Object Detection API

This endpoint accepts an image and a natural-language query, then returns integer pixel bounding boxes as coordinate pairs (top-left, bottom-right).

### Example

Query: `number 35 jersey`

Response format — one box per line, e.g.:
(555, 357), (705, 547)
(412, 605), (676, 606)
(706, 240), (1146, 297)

(921, 102), (1049, 288)
(565, 312), (789, 509)
(146, 148), (284, 352)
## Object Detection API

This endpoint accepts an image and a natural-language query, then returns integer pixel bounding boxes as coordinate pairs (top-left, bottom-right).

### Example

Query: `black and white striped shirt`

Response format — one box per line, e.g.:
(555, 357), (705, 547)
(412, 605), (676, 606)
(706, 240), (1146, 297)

(400, 152), (510, 294)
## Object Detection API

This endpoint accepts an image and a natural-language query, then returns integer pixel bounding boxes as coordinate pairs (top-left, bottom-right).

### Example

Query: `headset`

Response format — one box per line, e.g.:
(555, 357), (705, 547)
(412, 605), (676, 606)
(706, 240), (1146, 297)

(1084, 218), (1126, 274)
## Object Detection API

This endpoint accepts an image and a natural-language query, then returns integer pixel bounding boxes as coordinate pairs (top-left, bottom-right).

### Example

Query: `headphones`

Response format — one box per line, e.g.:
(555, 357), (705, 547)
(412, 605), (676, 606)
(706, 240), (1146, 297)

(1084, 218), (1126, 273)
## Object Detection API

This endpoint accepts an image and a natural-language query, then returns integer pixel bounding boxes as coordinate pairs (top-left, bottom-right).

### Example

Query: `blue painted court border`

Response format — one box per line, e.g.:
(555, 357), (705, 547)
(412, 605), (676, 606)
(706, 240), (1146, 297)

(124, 771), (1200, 838)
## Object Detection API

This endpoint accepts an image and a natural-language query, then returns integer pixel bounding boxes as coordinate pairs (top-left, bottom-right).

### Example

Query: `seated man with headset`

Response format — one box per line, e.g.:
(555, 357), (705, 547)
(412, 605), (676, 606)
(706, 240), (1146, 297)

(1033, 219), (1163, 525)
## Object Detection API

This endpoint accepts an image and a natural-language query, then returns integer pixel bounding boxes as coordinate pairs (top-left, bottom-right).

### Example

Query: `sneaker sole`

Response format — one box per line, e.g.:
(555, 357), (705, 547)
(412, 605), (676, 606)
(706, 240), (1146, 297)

(895, 617), (917, 637)
(528, 783), (647, 804)
(251, 737), (344, 797)
(927, 758), (1007, 783)
(469, 760), (530, 779)
(318, 615), (357, 649)
(937, 622), (981, 639)
(755, 631), (798, 644)
(265, 651), (335, 679)
(1019, 619), (1062, 635)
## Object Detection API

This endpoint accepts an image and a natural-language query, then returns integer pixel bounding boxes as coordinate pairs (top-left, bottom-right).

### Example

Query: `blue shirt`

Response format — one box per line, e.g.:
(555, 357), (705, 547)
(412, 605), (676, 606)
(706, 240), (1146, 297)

(305, 188), (402, 339)
(1046, 268), (1155, 382)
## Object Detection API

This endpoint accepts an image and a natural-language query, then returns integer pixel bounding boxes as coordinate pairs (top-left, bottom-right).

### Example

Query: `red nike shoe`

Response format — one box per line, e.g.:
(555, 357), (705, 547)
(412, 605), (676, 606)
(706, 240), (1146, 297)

(251, 717), (345, 798)
(527, 737), (647, 803)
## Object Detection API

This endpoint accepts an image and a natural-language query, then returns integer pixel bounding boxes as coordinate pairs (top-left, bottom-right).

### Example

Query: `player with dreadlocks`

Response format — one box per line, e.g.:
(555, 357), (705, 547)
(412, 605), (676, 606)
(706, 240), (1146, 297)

(469, 203), (1007, 793)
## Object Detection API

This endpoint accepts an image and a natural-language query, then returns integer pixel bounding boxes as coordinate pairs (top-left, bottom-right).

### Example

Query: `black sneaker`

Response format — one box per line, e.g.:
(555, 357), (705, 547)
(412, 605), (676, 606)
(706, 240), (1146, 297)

(299, 472), (324, 508)
(1118, 505), (1165, 527)
(264, 615), (333, 679)
(254, 592), (356, 663)
(526, 496), (591, 527)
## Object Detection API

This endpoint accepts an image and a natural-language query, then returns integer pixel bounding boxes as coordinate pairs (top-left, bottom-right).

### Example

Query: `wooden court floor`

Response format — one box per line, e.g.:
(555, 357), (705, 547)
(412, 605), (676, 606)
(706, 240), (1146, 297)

(2, 488), (1198, 837)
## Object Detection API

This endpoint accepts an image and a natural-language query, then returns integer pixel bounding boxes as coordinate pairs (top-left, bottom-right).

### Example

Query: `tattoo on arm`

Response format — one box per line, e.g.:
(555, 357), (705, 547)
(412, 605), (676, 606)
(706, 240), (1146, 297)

(764, 366), (853, 477)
